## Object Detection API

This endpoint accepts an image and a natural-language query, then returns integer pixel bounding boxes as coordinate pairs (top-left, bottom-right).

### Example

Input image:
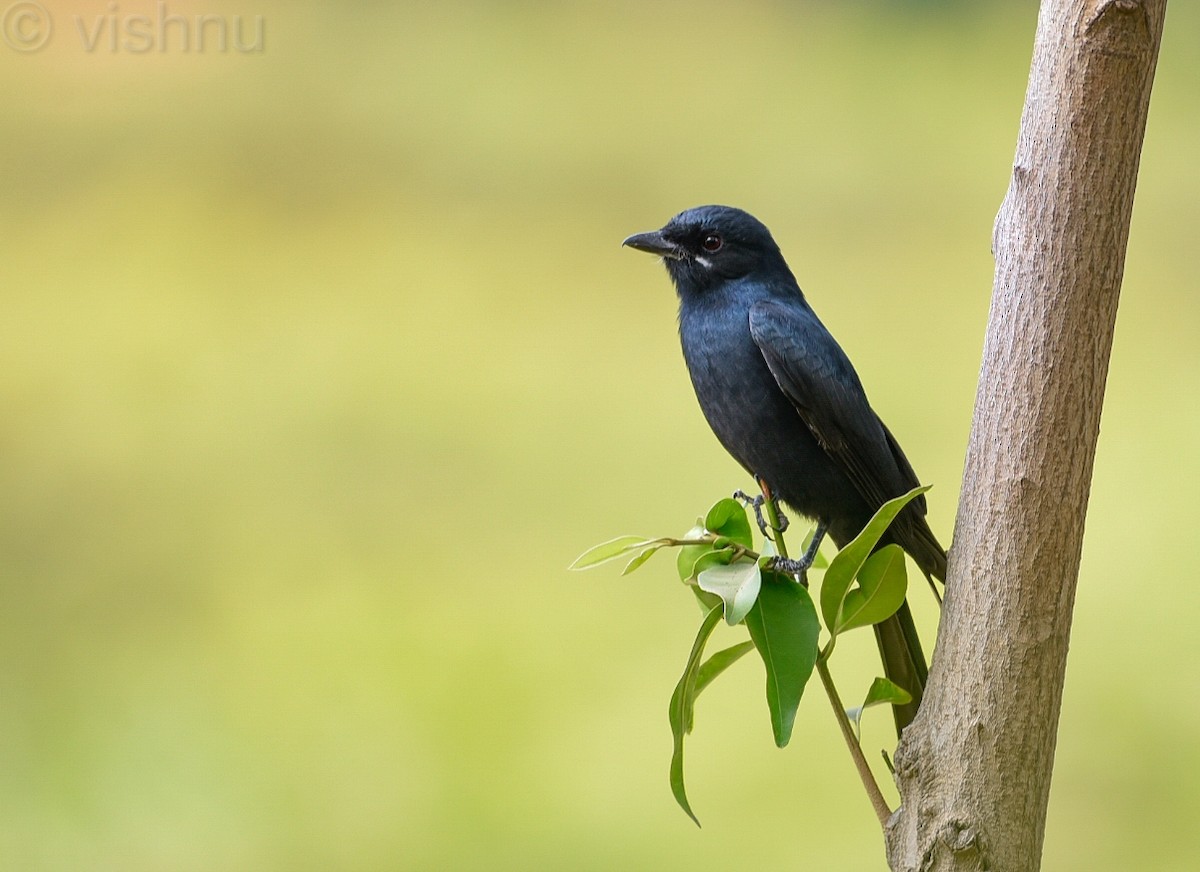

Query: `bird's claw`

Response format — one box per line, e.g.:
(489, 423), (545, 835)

(733, 488), (790, 538)
(766, 555), (812, 581)
(733, 489), (770, 537)
(767, 522), (828, 585)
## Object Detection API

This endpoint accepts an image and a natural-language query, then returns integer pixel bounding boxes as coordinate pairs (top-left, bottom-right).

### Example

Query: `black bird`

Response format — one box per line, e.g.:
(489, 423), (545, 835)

(624, 205), (945, 735)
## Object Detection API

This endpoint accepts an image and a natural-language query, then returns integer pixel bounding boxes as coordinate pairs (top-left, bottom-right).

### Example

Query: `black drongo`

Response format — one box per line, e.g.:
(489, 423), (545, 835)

(624, 204), (946, 735)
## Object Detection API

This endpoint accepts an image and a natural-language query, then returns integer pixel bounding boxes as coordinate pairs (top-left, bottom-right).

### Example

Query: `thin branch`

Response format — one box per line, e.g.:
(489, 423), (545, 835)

(759, 484), (892, 828)
(816, 656), (892, 827)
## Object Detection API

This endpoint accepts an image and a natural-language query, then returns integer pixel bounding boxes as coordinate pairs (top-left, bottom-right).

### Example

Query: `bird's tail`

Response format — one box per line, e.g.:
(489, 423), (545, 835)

(870, 507), (947, 736)
(874, 599), (929, 737)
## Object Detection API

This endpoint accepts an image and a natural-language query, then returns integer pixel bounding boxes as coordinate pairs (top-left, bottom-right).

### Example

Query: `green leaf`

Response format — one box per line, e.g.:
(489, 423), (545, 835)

(846, 677), (914, 738)
(697, 560), (762, 626)
(675, 523), (709, 582)
(834, 544), (909, 635)
(820, 486), (930, 633)
(689, 548), (734, 580)
(569, 535), (658, 570)
(691, 587), (723, 613)
(668, 604), (723, 827)
(622, 544), (664, 576)
(695, 641), (755, 696)
(862, 675), (913, 709)
(704, 498), (753, 548)
(744, 574), (820, 748)
(676, 501), (751, 584)
(680, 545), (739, 583)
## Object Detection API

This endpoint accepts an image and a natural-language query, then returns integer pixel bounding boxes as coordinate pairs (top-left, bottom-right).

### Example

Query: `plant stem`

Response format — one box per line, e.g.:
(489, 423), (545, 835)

(758, 484), (790, 560)
(816, 656), (893, 827)
(668, 537), (762, 566)
(758, 481), (893, 828)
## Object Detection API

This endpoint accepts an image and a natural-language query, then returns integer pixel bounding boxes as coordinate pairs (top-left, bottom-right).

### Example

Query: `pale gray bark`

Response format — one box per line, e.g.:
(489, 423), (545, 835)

(885, 2), (1167, 870)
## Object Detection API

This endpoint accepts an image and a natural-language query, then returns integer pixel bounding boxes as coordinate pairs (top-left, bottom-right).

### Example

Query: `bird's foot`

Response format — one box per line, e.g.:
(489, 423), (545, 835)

(765, 522), (828, 583)
(766, 554), (812, 587)
(766, 556), (811, 577)
(752, 477), (790, 534)
(733, 489), (789, 538)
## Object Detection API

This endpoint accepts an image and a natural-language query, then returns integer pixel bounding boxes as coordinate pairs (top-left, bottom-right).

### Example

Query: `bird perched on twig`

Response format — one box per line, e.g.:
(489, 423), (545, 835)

(624, 205), (946, 735)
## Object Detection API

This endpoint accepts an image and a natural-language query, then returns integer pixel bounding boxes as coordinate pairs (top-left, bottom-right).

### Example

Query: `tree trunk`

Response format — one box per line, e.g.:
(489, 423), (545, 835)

(885, 2), (1167, 870)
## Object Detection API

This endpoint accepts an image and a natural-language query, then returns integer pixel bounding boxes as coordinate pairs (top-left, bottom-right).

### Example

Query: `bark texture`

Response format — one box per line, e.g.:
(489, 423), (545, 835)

(885, 2), (1166, 870)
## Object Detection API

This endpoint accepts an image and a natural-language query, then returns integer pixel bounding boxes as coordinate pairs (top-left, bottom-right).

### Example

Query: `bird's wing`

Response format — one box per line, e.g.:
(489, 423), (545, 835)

(748, 299), (926, 515)
(877, 417), (927, 514)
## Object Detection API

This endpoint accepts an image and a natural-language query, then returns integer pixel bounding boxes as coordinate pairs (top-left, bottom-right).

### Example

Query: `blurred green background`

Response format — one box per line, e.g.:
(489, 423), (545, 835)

(1, 1), (1196, 869)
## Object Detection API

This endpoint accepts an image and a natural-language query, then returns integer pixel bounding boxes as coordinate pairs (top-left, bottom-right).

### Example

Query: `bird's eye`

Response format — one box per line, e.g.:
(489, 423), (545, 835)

(701, 234), (723, 253)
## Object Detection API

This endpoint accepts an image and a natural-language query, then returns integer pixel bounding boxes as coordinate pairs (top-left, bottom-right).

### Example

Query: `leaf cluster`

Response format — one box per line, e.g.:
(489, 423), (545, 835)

(570, 486), (929, 825)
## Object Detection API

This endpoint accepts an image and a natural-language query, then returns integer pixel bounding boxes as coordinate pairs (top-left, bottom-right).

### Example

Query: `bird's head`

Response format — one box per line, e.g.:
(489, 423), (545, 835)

(622, 205), (790, 297)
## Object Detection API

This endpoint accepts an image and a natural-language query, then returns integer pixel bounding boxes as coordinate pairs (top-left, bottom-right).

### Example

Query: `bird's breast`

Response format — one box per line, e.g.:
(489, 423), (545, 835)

(679, 305), (803, 466)
(677, 300), (862, 527)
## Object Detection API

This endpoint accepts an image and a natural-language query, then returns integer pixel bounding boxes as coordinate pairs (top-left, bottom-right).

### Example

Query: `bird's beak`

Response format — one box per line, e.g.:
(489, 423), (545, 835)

(622, 229), (684, 260)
